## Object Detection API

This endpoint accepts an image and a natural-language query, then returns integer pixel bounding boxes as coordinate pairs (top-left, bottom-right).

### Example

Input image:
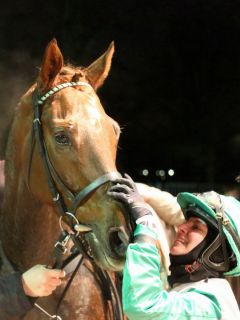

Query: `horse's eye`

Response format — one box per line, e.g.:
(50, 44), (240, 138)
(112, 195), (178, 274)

(55, 132), (70, 145)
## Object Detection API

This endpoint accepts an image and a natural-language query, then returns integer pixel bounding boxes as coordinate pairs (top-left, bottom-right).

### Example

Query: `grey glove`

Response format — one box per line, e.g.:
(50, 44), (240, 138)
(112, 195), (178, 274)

(108, 173), (152, 221)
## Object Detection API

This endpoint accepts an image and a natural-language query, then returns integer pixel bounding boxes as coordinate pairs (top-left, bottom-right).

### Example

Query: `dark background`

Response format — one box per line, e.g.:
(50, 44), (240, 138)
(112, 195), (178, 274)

(0, 0), (239, 195)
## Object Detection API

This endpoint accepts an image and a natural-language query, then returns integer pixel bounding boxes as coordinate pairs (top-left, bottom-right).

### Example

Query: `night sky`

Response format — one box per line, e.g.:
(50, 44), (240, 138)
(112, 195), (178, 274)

(0, 1), (239, 195)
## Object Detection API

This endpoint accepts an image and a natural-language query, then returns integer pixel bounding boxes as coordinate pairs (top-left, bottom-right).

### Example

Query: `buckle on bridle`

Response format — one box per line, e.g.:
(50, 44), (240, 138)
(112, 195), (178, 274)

(54, 231), (71, 255)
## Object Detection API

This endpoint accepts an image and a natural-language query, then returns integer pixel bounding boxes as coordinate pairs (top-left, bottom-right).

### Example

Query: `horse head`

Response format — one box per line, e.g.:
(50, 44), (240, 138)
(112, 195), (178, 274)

(6, 39), (131, 271)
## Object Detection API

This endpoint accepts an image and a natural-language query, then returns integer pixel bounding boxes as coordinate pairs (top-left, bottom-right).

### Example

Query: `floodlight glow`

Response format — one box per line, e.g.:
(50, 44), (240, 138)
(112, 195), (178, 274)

(168, 169), (174, 176)
(142, 169), (149, 176)
(159, 170), (165, 177)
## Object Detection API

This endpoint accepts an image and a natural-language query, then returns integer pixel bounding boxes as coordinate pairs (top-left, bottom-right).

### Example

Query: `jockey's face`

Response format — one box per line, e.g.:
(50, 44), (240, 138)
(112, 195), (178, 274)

(170, 216), (208, 255)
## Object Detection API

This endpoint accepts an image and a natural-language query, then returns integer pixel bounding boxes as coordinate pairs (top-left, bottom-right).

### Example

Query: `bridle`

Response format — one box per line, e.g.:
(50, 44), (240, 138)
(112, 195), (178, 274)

(32, 81), (121, 230)
(31, 81), (127, 319)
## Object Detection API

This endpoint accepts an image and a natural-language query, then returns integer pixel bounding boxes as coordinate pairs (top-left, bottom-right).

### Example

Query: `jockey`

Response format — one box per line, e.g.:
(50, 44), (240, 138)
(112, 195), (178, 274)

(0, 265), (65, 318)
(108, 174), (240, 320)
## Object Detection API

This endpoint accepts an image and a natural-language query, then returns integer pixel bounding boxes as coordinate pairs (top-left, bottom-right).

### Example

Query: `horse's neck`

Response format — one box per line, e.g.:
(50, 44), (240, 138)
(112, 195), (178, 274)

(1, 177), (60, 269)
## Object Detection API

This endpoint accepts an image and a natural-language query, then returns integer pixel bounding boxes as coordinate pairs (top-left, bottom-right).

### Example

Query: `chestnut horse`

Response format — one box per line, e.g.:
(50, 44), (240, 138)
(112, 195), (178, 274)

(0, 39), (132, 319)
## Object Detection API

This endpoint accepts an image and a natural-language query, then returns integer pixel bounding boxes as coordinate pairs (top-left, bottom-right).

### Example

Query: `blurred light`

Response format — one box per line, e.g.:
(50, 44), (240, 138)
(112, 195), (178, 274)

(159, 170), (165, 177)
(142, 169), (149, 176)
(156, 169), (166, 178)
(168, 169), (175, 176)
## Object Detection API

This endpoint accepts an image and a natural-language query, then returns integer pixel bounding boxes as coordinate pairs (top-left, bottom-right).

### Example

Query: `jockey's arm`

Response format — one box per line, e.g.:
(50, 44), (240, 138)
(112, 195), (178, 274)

(136, 183), (185, 226)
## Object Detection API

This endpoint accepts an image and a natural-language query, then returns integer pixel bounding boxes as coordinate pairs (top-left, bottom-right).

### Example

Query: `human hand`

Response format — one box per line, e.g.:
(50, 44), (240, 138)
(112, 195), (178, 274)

(22, 264), (65, 297)
(108, 173), (152, 221)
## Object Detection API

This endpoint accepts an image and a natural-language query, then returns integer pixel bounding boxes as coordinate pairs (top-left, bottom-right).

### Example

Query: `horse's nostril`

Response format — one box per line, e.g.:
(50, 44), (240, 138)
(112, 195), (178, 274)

(117, 230), (129, 246)
(108, 227), (129, 257)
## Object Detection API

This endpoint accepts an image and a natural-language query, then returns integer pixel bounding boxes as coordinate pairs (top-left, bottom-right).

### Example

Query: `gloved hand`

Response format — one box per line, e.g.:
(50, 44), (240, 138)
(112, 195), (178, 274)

(108, 173), (153, 221)
(22, 264), (65, 297)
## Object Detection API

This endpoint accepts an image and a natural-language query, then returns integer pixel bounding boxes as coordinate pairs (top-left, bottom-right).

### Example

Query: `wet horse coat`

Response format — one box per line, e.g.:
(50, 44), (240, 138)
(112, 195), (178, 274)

(0, 39), (130, 319)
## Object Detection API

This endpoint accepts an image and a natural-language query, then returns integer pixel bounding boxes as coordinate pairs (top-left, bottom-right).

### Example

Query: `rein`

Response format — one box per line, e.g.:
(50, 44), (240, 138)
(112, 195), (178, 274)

(31, 81), (124, 319)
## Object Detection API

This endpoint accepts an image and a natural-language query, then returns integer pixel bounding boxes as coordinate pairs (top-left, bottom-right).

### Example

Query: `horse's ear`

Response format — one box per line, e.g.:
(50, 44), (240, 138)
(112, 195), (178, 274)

(38, 38), (63, 91)
(85, 42), (115, 91)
